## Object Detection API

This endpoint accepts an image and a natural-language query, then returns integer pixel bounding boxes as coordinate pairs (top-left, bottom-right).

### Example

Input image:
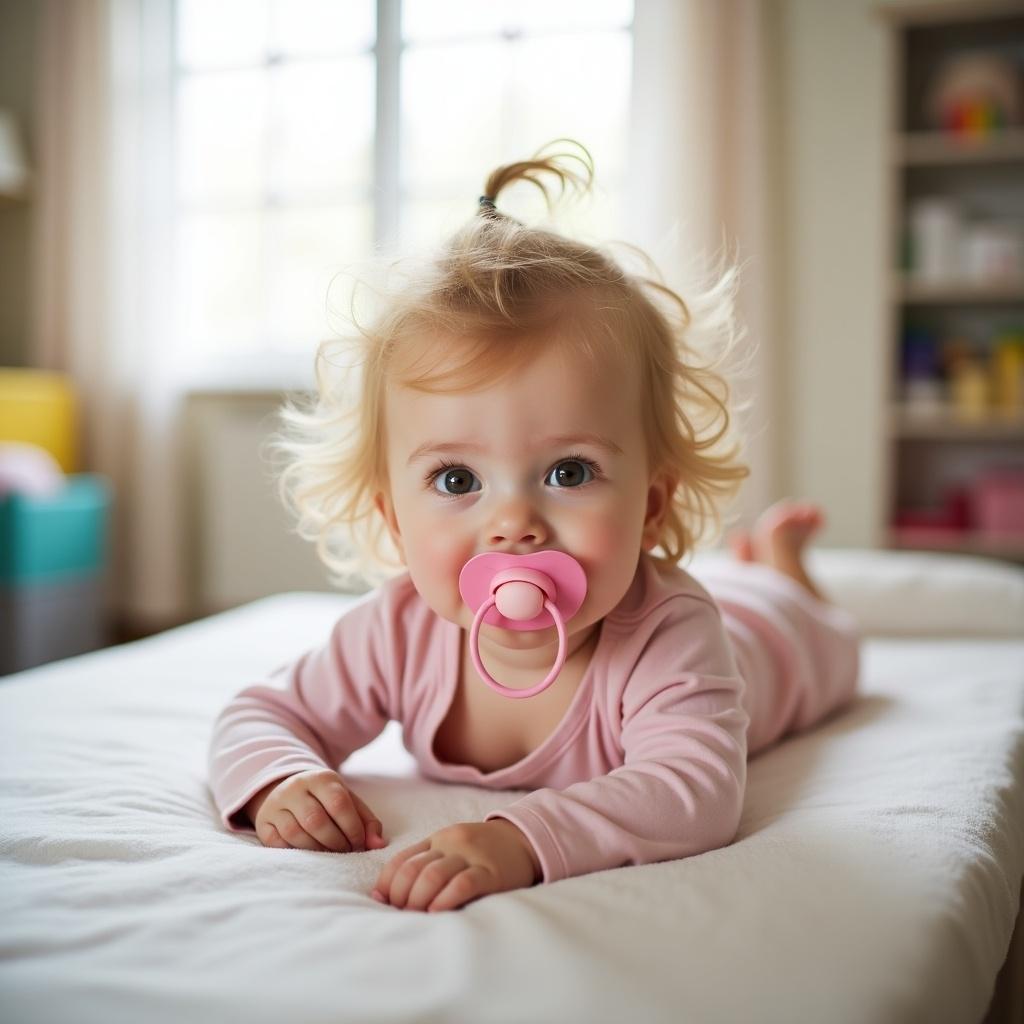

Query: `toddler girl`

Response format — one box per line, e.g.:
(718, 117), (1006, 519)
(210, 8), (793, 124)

(207, 140), (861, 914)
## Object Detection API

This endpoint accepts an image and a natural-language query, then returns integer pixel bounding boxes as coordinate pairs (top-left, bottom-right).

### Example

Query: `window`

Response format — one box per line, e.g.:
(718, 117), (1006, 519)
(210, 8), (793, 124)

(173, 0), (633, 385)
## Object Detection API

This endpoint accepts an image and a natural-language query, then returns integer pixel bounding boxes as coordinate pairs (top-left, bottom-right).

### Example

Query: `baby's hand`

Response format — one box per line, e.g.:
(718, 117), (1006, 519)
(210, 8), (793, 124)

(245, 768), (388, 854)
(371, 820), (539, 912)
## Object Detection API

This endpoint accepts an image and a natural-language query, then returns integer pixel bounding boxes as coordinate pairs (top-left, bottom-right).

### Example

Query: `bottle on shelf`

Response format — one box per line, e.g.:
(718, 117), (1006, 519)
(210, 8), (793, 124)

(991, 333), (1024, 417)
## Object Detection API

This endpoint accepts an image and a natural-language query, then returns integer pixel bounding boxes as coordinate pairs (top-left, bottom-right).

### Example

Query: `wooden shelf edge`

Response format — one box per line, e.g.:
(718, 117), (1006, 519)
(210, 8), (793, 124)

(891, 405), (1024, 440)
(895, 278), (1024, 304)
(896, 128), (1024, 165)
(874, 1), (1024, 26)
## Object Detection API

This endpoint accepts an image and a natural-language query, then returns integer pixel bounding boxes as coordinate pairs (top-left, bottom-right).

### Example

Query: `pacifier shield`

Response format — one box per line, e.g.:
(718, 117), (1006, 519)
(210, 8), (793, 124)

(458, 550), (587, 631)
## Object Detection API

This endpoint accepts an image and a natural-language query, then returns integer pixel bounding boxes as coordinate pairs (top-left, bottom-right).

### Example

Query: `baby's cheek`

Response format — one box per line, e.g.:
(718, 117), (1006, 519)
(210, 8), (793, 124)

(571, 505), (636, 562)
(409, 531), (472, 618)
(573, 512), (644, 611)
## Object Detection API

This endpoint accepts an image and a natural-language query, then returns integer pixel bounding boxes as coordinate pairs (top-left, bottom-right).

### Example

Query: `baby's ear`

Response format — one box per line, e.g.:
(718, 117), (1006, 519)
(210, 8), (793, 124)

(374, 491), (406, 562)
(641, 473), (677, 550)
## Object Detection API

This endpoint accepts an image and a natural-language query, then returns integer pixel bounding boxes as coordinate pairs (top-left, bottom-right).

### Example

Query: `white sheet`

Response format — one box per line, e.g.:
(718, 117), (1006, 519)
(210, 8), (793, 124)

(1, 551), (1023, 1024)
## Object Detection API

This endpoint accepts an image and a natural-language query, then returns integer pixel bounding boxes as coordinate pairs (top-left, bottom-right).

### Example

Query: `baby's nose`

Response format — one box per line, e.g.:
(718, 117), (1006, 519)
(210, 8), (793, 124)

(486, 500), (547, 547)
(489, 529), (539, 546)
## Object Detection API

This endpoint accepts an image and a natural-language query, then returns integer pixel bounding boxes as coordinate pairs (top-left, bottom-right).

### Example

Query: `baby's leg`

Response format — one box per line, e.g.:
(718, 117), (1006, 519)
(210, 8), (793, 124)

(697, 500), (862, 756)
(726, 499), (831, 603)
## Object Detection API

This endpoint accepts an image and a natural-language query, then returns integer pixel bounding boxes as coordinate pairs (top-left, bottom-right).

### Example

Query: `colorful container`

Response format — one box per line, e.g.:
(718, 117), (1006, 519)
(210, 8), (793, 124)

(0, 368), (78, 473)
(0, 473), (112, 674)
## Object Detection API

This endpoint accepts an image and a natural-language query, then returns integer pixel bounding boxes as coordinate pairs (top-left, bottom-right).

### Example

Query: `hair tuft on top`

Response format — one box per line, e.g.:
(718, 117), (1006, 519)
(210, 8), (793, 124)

(263, 138), (753, 593)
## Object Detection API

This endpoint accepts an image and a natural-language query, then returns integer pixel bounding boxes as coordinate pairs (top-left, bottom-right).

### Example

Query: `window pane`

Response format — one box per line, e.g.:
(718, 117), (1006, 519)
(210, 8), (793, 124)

(555, 189), (622, 244)
(266, 205), (374, 351)
(178, 71), (267, 204)
(400, 28), (632, 244)
(403, 0), (633, 41)
(401, 42), (508, 192)
(401, 187), (621, 252)
(401, 196), (479, 251)
(177, 0), (269, 69)
(502, 0), (633, 33)
(178, 212), (264, 356)
(512, 32), (631, 185)
(272, 0), (375, 56)
(273, 58), (374, 198)
(403, 1), (505, 41)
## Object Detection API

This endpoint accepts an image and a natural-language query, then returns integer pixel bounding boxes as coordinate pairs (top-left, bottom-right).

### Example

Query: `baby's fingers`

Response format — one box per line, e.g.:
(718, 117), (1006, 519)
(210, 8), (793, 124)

(406, 856), (467, 912)
(292, 791), (351, 852)
(428, 865), (491, 913)
(273, 809), (329, 852)
(346, 789), (388, 849)
(387, 849), (447, 910)
(374, 838), (432, 902)
(310, 777), (369, 851)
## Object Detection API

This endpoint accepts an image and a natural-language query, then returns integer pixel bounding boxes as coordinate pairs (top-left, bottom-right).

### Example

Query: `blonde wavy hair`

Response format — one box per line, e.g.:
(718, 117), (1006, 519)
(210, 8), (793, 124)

(264, 138), (753, 592)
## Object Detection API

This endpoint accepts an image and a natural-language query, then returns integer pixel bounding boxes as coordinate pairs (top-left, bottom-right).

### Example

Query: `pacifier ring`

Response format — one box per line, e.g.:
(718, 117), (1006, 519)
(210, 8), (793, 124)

(468, 595), (567, 699)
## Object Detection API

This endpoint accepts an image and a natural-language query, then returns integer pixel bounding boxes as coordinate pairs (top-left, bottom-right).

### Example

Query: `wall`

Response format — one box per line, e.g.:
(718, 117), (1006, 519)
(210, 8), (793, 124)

(184, 393), (342, 614)
(777, 0), (888, 546)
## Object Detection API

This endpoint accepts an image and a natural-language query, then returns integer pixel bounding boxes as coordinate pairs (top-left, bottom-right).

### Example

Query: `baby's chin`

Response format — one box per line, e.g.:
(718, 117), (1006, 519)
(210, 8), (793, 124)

(479, 623), (561, 651)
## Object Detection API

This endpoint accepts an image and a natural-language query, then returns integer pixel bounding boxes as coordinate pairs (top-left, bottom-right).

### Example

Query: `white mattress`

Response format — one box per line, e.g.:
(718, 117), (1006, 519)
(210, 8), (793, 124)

(1, 549), (1023, 1024)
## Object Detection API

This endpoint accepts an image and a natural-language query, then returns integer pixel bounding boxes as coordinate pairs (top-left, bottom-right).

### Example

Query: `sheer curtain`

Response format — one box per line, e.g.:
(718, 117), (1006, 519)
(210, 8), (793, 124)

(628, 0), (780, 533)
(29, 0), (778, 627)
(30, 0), (186, 627)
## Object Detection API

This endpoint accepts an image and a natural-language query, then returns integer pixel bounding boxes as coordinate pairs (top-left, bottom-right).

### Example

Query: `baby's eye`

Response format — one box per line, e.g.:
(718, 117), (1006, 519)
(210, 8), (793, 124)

(546, 459), (595, 488)
(432, 464), (479, 495)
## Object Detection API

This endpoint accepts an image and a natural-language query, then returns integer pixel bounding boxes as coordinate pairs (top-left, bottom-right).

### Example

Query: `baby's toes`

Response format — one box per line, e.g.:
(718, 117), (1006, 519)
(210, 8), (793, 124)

(796, 503), (826, 532)
(727, 530), (755, 562)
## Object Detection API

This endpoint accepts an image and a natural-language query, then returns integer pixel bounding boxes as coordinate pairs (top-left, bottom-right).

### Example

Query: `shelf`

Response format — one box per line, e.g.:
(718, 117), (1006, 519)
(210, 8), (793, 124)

(888, 527), (1024, 560)
(896, 278), (1024, 304)
(881, 4), (1024, 568)
(891, 405), (1024, 440)
(896, 128), (1024, 166)
(875, 1), (1024, 27)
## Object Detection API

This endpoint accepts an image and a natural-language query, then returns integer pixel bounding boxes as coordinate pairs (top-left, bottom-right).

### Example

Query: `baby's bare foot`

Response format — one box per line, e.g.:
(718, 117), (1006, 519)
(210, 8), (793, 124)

(728, 500), (829, 603)
(727, 530), (755, 563)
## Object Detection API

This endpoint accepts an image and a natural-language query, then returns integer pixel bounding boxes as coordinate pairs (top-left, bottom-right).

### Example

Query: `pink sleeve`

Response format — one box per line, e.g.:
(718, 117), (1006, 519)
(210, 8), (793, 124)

(206, 591), (397, 834)
(484, 596), (750, 883)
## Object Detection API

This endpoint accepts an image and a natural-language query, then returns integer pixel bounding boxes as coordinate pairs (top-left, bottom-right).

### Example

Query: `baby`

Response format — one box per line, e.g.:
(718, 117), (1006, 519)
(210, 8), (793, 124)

(207, 139), (861, 914)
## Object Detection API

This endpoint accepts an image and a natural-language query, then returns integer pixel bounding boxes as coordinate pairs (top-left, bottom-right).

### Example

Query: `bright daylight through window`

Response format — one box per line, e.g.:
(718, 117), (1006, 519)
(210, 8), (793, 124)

(173, 0), (633, 380)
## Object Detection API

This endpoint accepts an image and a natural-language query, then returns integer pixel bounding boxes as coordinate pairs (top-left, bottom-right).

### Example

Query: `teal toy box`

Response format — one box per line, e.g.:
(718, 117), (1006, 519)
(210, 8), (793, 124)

(0, 474), (113, 675)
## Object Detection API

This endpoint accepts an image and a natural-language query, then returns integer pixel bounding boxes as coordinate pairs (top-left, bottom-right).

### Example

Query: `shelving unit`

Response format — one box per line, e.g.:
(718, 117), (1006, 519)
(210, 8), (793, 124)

(879, 0), (1024, 564)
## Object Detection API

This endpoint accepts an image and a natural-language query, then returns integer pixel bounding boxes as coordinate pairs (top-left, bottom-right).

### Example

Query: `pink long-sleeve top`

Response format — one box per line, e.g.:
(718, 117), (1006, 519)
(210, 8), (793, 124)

(207, 553), (751, 884)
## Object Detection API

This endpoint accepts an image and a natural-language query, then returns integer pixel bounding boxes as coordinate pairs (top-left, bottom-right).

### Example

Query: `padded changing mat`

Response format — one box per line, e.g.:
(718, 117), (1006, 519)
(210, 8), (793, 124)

(1, 550), (1023, 1024)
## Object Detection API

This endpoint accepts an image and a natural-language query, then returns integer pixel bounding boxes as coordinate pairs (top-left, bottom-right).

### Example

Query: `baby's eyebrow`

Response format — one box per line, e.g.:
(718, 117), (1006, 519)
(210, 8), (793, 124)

(406, 432), (624, 466)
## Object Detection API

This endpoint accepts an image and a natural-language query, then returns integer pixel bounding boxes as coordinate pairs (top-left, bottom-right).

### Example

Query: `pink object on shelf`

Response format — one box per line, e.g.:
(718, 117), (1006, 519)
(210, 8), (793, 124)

(892, 508), (965, 532)
(971, 470), (1024, 537)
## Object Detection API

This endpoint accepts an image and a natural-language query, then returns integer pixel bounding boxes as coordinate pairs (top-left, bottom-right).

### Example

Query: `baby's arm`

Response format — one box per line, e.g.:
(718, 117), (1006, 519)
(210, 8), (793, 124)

(484, 595), (751, 883)
(207, 591), (397, 834)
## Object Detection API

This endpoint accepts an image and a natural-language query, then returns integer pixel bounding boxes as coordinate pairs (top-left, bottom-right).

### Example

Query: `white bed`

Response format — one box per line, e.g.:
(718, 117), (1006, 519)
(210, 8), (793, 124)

(1, 548), (1022, 1024)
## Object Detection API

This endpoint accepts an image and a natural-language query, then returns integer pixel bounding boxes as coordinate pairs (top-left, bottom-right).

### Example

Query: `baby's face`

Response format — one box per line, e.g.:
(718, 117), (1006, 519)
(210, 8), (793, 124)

(375, 336), (671, 650)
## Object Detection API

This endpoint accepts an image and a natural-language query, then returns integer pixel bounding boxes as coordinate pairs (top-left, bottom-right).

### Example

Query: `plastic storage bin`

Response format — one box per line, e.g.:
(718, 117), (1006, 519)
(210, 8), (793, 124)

(0, 474), (113, 675)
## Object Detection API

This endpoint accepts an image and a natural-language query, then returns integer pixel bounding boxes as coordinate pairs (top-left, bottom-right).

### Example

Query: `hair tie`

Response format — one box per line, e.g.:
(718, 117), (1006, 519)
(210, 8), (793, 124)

(478, 195), (497, 212)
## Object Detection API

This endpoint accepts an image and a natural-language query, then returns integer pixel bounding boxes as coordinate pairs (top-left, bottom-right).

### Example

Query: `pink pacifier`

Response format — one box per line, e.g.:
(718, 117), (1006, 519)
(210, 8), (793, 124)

(458, 550), (588, 699)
